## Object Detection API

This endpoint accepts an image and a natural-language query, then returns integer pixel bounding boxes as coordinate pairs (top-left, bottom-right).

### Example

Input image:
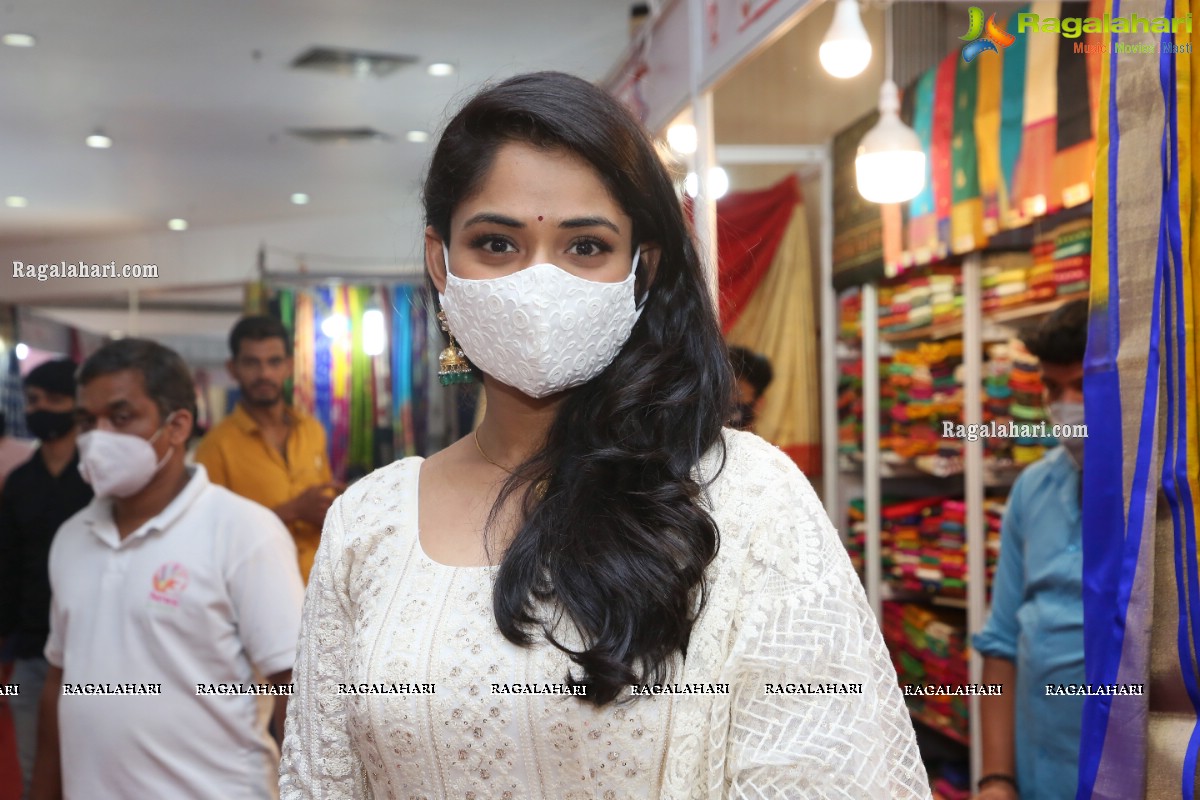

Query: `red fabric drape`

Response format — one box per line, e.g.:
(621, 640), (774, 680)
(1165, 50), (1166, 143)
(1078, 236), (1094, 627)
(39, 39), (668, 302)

(716, 173), (801, 331)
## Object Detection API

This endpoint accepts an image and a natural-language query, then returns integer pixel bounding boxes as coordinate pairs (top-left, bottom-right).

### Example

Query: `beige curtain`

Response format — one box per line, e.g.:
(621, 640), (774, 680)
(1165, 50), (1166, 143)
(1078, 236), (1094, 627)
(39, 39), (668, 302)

(726, 201), (821, 475)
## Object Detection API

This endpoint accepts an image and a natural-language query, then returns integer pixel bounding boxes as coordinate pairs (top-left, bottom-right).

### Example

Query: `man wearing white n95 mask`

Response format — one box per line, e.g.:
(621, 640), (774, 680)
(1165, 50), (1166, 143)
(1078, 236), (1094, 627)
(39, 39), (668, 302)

(30, 339), (304, 800)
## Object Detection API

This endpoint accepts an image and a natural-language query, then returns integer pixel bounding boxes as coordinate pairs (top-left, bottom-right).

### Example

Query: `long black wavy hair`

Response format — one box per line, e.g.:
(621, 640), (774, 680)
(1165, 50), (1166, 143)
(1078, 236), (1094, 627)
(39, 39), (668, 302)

(423, 71), (733, 706)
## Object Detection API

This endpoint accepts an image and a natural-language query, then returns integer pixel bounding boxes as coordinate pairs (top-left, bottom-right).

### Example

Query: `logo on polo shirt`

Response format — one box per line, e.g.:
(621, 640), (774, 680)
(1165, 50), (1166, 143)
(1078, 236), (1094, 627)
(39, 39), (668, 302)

(149, 562), (190, 607)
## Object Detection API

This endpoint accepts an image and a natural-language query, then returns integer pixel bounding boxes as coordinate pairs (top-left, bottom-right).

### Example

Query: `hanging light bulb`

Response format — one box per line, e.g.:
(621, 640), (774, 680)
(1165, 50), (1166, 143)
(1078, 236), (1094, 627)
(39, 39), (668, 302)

(855, 80), (925, 203)
(855, 1), (925, 204)
(820, 0), (872, 79)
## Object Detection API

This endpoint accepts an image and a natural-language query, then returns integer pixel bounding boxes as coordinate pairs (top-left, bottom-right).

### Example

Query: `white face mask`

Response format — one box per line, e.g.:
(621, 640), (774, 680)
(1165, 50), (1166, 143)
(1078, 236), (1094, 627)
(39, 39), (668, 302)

(1047, 400), (1085, 469)
(78, 415), (175, 498)
(438, 243), (644, 398)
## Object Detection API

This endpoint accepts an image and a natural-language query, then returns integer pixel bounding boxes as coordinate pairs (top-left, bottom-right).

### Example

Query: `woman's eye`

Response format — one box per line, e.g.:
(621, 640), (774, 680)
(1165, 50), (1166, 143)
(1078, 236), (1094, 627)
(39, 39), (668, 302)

(477, 236), (516, 254)
(569, 239), (610, 257)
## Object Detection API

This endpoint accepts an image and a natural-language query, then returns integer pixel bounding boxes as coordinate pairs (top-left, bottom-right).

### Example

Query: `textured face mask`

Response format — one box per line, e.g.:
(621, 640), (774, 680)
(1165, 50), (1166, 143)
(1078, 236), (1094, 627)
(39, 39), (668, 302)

(438, 244), (643, 398)
(1047, 400), (1085, 469)
(77, 415), (175, 498)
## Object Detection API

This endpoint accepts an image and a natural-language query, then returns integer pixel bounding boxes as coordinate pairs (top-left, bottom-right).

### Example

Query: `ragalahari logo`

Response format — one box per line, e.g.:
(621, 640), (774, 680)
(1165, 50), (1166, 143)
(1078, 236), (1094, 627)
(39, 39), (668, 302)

(961, 7), (1016, 62)
(150, 562), (190, 607)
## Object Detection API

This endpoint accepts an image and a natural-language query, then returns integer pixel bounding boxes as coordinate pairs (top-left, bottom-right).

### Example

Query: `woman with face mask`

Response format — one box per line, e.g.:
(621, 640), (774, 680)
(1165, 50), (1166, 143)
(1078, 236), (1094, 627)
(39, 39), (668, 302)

(280, 72), (928, 800)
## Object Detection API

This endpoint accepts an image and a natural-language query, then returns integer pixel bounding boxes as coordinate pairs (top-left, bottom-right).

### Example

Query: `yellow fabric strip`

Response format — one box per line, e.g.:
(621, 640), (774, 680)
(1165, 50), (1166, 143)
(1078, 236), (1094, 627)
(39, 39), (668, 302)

(727, 198), (820, 470)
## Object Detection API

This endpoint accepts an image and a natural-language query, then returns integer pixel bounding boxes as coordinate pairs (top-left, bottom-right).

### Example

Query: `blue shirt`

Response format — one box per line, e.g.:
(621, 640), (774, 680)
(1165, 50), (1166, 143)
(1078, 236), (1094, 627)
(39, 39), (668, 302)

(972, 446), (1083, 800)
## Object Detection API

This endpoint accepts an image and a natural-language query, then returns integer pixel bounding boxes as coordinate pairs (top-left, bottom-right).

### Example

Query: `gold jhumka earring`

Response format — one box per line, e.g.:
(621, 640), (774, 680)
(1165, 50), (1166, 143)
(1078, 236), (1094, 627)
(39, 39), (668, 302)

(437, 310), (474, 386)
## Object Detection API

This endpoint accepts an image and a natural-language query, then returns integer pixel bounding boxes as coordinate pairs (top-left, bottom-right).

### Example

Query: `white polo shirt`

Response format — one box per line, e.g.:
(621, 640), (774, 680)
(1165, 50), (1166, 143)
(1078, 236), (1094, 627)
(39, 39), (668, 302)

(45, 465), (304, 800)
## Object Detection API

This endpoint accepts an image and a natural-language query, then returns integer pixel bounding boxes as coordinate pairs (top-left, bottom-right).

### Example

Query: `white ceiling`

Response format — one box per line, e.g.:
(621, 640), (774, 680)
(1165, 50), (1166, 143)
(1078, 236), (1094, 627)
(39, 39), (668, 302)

(0, 0), (635, 244)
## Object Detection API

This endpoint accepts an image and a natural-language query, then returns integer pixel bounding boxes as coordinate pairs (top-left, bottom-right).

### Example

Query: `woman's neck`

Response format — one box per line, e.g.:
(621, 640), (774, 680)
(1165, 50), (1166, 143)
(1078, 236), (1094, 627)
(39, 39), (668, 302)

(476, 378), (564, 468)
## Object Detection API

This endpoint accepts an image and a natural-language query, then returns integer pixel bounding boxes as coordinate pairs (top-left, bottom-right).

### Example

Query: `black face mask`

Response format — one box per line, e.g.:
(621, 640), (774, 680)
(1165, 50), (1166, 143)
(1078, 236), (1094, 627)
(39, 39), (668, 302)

(732, 402), (756, 430)
(25, 409), (76, 442)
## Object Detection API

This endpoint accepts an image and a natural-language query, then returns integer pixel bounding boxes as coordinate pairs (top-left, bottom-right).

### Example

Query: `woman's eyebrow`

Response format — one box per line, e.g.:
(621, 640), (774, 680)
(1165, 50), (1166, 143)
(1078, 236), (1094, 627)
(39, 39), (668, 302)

(559, 216), (620, 234)
(462, 212), (524, 229)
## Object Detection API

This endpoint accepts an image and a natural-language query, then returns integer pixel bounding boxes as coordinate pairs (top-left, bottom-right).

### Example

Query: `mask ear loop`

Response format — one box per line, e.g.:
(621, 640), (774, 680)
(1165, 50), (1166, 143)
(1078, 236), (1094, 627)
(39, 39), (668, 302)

(631, 247), (648, 312)
(149, 411), (178, 471)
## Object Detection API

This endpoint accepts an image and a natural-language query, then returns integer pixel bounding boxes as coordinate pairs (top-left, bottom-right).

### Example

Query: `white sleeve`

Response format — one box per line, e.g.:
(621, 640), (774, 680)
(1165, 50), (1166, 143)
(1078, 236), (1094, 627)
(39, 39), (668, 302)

(228, 509), (305, 677)
(724, 469), (931, 800)
(279, 497), (371, 799)
(42, 529), (67, 668)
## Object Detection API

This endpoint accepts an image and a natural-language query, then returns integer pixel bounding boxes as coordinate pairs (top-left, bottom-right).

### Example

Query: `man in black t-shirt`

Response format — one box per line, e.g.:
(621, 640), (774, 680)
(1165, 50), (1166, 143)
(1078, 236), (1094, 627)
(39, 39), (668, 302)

(0, 359), (93, 798)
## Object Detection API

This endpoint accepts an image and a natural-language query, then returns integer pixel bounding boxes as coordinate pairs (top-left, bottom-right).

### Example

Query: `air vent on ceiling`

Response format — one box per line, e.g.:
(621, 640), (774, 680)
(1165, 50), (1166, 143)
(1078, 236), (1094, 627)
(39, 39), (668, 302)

(287, 127), (393, 144)
(290, 46), (418, 78)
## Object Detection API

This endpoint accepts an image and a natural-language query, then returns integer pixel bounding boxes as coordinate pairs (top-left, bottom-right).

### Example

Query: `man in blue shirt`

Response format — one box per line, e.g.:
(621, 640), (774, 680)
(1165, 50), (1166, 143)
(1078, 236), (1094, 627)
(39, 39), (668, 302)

(972, 299), (1088, 800)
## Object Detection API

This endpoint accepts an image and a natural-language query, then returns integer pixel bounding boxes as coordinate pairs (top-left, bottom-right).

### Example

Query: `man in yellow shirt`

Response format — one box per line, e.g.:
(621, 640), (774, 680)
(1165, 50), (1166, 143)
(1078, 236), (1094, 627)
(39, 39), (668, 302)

(195, 316), (341, 582)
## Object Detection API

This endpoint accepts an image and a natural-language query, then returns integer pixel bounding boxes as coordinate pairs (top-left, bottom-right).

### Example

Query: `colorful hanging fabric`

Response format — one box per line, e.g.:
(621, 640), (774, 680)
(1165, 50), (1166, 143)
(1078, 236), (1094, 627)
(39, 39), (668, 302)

(347, 286), (374, 476)
(293, 291), (316, 416)
(372, 286), (393, 466)
(312, 286), (334, 455)
(951, 55), (985, 253)
(391, 286), (415, 457)
(908, 70), (939, 261)
(1079, 1), (1199, 797)
(327, 286), (352, 480)
(409, 291), (430, 454)
(274, 288), (296, 405)
(931, 52), (958, 257)
(999, 5), (1031, 228)
(1052, 1), (1100, 209)
(1011, 0), (1061, 219)
(974, 30), (1005, 235)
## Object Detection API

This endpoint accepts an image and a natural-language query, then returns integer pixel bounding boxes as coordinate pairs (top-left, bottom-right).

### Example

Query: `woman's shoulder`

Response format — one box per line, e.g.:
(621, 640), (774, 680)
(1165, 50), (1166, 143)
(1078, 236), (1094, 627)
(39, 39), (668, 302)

(325, 456), (423, 558)
(704, 428), (820, 505)
(701, 429), (834, 582)
(338, 456), (423, 510)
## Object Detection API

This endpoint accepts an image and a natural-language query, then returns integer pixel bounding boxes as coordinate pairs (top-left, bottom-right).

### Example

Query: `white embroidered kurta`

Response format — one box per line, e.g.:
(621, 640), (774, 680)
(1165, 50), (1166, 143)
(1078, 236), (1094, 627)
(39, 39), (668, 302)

(279, 429), (931, 799)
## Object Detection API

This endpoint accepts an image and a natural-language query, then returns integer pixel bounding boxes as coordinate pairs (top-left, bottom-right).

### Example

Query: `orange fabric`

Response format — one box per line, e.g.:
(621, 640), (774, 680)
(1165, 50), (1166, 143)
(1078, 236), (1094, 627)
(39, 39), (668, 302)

(781, 443), (820, 476)
(194, 403), (332, 583)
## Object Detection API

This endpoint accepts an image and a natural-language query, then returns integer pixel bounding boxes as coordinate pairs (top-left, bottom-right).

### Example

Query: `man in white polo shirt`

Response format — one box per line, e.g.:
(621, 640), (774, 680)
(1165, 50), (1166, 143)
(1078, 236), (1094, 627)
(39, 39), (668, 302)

(30, 339), (304, 800)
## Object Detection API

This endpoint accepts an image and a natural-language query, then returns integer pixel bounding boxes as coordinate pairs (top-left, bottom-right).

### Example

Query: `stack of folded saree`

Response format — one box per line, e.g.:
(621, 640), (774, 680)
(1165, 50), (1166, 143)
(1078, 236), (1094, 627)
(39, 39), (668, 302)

(1027, 231), (1058, 301)
(883, 601), (970, 742)
(883, 340), (963, 461)
(1009, 346), (1059, 465)
(1051, 217), (1091, 296)
(838, 358), (863, 459)
(838, 290), (862, 340)
(981, 252), (1034, 311)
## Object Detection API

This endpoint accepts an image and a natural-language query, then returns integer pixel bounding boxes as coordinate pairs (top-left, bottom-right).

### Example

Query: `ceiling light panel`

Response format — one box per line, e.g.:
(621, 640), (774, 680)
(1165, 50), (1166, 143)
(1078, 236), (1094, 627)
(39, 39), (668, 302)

(286, 127), (393, 144)
(291, 46), (419, 78)
(2, 33), (36, 47)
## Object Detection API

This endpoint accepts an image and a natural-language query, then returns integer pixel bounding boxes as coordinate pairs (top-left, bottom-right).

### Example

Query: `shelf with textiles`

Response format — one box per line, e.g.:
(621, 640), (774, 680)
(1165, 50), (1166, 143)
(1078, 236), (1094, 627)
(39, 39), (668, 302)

(910, 707), (971, 749)
(883, 599), (972, 747)
(848, 494), (1004, 605)
(878, 291), (1090, 344)
(876, 208), (1093, 346)
(839, 451), (1025, 488)
(985, 290), (1089, 325)
(839, 251), (1077, 780)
